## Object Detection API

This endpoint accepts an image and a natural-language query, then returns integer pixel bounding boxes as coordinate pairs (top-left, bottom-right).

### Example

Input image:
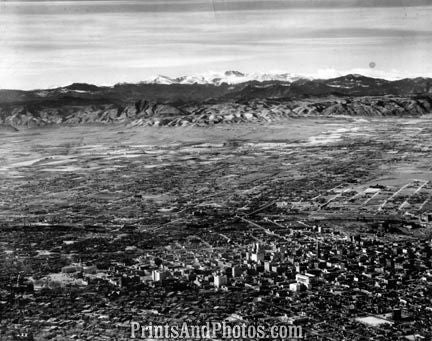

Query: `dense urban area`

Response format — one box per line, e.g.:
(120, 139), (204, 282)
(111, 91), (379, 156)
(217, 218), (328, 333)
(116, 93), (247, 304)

(1, 113), (432, 340)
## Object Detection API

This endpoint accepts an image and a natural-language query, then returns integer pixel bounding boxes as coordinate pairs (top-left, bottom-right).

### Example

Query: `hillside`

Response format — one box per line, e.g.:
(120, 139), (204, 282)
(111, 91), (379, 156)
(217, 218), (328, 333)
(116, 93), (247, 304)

(1, 74), (431, 128)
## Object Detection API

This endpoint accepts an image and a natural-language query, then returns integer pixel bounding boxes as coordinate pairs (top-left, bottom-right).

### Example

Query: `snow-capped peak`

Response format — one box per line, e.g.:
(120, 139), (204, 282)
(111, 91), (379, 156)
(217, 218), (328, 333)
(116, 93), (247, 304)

(149, 75), (176, 85)
(142, 71), (305, 85)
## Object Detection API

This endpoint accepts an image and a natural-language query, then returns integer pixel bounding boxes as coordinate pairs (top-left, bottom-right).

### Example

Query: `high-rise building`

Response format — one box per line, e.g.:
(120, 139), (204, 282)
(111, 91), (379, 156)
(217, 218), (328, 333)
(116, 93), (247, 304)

(152, 270), (167, 282)
(214, 274), (228, 288)
(232, 266), (242, 278)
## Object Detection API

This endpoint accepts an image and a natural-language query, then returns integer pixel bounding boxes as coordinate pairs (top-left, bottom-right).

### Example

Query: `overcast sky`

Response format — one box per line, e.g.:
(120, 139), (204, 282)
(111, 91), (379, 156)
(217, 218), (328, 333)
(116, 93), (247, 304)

(1, 0), (431, 89)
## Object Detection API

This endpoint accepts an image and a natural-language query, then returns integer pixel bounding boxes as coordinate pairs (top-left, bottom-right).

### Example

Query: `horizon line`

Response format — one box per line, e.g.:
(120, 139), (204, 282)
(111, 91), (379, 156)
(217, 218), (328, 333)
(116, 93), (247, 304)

(1, 70), (431, 91)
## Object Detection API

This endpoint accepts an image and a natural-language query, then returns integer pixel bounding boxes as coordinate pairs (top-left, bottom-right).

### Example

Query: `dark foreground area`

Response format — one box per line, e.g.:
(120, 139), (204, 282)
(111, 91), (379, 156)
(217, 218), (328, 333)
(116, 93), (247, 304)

(1, 117), (432, 340)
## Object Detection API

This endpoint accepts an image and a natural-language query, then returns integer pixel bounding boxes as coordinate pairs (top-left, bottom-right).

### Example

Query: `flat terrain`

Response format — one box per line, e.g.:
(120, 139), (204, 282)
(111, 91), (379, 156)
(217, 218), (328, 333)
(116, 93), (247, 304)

(1, 116), (432, 340)
(1, 117), (432, 226)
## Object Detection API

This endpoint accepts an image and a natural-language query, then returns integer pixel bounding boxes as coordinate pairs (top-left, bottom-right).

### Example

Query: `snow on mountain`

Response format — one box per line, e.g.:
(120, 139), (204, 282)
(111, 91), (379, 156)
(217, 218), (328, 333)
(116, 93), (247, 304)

(149, 75), (177, 85)
(142, 71), (306, 85)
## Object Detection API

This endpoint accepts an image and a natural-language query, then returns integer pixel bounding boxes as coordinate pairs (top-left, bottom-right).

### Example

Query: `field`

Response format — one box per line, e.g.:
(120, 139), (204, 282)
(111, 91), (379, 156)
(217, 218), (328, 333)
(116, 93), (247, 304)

(1, 117), (432, 228)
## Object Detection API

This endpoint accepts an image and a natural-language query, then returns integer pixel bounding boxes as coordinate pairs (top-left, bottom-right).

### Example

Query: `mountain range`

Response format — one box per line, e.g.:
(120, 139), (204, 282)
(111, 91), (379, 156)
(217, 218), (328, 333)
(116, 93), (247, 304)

(1, 73), (431, 128)
(141, 70), (304, 86)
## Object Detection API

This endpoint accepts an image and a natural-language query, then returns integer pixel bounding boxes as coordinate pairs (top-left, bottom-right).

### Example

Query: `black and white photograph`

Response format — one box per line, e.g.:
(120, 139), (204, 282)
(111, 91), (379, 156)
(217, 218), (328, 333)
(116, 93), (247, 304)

(1, 0), (432, 340)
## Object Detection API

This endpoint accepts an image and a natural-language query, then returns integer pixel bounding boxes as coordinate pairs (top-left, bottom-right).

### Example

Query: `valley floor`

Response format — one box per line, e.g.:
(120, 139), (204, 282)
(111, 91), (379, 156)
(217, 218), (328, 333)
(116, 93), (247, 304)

(1, 116), (432, 340)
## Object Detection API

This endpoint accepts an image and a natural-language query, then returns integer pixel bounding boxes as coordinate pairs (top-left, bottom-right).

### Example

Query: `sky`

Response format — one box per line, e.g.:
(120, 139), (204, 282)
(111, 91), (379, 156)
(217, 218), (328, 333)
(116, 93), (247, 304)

(0, 0), (431, 89)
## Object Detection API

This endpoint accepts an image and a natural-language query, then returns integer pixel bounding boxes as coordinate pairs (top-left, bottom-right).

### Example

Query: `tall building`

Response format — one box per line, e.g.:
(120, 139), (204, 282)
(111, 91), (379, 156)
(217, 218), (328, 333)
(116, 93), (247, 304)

(152, 270), (167, 282)
(250, 243), (265, 263)
(232, 266), (242, 278)
(214, 274), (228, 288)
